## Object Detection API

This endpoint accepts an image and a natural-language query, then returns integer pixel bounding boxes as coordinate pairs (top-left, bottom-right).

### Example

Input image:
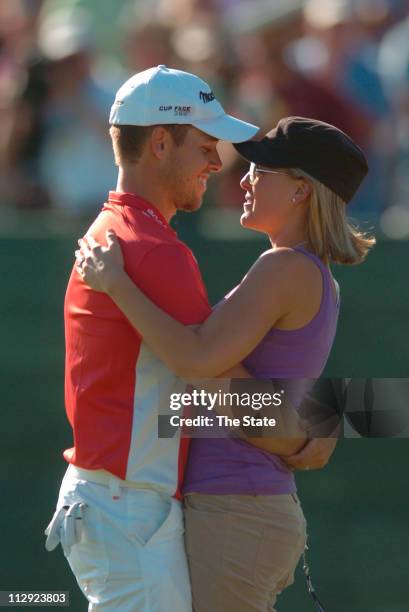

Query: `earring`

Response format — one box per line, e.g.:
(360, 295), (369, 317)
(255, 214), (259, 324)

(291, 196), (296, 203)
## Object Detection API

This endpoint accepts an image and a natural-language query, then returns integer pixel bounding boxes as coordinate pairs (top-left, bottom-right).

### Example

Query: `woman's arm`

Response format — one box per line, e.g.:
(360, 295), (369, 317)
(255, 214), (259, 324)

(77, 231), (309, 378)
(78, 235), (310, 457)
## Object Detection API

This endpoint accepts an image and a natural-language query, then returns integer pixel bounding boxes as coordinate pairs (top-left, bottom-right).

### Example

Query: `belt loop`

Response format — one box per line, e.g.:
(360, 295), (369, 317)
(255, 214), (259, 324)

(109, 478), (121, 500)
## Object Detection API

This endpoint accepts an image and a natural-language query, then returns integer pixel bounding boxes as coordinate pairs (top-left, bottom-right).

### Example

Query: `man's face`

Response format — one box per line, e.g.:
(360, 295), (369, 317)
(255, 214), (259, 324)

(163, 127), (222, 212)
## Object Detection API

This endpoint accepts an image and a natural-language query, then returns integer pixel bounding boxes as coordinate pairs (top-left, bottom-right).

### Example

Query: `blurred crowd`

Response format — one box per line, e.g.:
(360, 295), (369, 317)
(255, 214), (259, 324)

(2, 0), (409, 237)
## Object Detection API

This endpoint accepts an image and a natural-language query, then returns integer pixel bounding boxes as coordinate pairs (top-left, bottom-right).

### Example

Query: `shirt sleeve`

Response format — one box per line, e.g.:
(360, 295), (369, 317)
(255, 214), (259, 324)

(128, 243), (212, 327)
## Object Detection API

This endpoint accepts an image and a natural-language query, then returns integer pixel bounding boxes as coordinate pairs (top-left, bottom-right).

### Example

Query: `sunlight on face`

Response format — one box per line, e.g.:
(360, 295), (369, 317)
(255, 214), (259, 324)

(165, 127), (222, 212)
(239, 164), (300, 235)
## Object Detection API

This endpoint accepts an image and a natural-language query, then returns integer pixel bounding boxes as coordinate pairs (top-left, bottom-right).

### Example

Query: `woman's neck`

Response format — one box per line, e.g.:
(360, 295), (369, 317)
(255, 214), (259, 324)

(268, 229), (309, 250)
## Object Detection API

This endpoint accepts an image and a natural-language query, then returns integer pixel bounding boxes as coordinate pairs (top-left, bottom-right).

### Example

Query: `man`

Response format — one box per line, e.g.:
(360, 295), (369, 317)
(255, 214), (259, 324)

(44, 65), (259, 611)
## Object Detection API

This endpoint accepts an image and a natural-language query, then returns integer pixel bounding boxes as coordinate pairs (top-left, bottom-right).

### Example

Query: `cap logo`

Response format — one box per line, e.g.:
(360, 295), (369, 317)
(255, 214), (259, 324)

(199, 91), (215, 104)
(174, 105), (191, 116)
(113, 100), (123, 106)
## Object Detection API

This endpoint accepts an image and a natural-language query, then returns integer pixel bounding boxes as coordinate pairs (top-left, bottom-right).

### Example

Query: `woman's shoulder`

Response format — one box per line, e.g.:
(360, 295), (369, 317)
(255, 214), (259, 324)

(254, 247), (322, 284)
(249, 248), (332, 328)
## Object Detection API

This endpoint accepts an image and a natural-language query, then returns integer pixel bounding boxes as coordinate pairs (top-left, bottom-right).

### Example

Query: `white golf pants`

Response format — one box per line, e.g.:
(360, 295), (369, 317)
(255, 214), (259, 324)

(45, 466), (192, 611)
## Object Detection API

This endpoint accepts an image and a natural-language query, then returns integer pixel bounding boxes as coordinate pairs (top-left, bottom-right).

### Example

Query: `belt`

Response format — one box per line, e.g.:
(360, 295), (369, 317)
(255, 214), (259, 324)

(68, 465), (169, 498)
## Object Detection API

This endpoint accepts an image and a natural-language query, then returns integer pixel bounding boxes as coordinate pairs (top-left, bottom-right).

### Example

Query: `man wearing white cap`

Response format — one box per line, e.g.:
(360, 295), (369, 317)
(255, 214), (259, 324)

(44, 65), (258, 610)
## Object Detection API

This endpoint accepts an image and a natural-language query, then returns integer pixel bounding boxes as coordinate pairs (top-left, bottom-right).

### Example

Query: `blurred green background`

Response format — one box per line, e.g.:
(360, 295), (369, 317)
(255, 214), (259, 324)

(1, 222), (408, 611)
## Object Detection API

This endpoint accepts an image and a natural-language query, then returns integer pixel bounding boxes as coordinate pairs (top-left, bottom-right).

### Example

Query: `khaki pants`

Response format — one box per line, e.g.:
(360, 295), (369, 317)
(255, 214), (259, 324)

(184, 493), (307, 612)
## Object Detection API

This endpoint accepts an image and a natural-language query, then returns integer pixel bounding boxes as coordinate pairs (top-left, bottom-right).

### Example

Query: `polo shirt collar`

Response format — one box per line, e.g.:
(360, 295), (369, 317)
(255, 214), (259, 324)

(108, 191), (175, 234)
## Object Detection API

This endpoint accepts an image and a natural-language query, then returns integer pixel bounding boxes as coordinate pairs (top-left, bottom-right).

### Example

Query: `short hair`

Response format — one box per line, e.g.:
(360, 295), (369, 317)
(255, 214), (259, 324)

(287, 168), (375, 265)
(110, 124), (191, 165)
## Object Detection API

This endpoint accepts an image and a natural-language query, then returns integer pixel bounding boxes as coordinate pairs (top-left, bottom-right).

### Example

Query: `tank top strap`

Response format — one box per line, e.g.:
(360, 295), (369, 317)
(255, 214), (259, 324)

(292, 245), (336, 307)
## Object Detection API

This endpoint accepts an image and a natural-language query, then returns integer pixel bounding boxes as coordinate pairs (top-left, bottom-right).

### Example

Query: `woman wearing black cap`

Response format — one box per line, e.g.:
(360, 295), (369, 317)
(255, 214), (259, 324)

(76, 117), (374, 611)
(236, 116), (372, 266)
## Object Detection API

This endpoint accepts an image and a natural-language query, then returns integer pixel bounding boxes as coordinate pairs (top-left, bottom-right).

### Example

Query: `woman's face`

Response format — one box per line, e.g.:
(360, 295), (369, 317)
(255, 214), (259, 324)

(239, 163), (301, 235)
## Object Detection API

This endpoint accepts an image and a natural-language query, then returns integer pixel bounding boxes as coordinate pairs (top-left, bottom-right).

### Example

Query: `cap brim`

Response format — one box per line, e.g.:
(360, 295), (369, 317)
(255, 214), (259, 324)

(233, 137), (288, 167)
(193, 114), (259, 143)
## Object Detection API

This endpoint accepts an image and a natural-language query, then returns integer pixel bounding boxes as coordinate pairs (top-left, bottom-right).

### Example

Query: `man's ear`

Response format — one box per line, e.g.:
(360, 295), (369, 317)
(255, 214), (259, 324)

(150, 126), (170, 159)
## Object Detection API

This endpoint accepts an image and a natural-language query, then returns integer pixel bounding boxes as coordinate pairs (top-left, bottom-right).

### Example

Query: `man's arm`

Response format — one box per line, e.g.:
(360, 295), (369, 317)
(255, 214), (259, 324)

(281, 379), (344, 469)
(200, 367), (308, 456)
(281, 438), (338, 470)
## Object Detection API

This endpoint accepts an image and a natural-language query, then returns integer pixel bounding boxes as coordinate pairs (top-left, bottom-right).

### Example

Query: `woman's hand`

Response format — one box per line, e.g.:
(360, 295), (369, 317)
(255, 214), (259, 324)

(75, 230), (125, 294)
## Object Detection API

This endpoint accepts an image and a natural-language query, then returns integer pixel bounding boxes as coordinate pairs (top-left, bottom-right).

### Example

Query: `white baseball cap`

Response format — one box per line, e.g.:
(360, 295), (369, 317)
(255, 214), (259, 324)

(109, 65), (259, 143)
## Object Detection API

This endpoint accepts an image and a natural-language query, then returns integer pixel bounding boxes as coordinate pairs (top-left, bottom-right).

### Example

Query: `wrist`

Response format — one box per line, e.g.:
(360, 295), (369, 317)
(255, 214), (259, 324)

(105, 267), (128, 297)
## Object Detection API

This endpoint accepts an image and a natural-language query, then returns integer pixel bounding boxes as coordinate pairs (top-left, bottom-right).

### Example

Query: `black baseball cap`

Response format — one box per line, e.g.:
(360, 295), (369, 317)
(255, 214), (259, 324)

(234, 116), (369, 203)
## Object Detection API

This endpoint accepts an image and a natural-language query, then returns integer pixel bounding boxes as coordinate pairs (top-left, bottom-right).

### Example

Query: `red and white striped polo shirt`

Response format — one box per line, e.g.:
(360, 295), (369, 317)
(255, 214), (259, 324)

(63, 192), (211, 499)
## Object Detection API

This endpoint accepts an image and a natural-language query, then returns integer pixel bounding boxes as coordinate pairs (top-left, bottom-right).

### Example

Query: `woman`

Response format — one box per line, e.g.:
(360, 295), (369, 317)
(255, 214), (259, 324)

(76, 117), (374, 611)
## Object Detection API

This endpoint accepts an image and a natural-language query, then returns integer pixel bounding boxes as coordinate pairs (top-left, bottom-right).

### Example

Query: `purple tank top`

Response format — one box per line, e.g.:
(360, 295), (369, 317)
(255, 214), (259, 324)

(183, 246), (340, 496)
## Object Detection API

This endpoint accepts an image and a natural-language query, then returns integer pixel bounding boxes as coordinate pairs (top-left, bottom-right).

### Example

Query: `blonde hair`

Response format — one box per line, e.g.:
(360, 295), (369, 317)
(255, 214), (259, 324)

(288, 168), (375, 265)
